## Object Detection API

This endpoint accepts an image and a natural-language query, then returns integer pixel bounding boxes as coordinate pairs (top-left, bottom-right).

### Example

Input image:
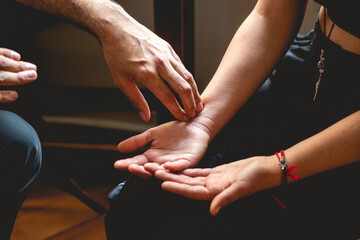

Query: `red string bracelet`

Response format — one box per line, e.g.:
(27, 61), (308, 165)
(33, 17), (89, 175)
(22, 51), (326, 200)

(275, 150), (302, 185)
(272, 150), (302, 208)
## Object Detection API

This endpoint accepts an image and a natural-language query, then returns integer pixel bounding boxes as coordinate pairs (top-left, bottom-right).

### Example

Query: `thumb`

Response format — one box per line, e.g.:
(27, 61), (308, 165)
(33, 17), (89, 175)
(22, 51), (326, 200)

(210, 182), (249, 216)
(118, 129), (153, 153)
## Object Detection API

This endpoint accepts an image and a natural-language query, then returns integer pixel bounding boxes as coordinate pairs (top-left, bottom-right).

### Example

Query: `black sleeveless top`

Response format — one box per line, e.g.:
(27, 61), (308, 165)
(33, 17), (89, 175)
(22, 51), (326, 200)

(313, 0), (360, 38)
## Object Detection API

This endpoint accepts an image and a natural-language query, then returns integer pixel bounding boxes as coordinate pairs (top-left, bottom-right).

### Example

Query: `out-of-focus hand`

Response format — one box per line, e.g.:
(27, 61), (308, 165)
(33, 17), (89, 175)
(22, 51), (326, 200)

(114, 119), (212, 178)
(101, 20), (203, 122)
(155, 156), (277, 216)
(0, 48), (37, 102)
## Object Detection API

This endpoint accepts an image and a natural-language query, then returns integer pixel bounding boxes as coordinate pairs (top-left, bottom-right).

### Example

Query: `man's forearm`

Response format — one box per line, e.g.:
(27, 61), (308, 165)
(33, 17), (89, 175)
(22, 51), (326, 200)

(14, 0), (203, 122)
(14, 0), (137, 42)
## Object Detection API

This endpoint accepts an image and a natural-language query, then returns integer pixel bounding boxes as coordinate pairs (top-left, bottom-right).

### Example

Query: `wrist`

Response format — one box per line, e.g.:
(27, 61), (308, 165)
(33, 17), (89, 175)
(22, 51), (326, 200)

(265, 150), (303, 188)
(84, 1), (142, 44)
(191, 105), (222, 141)
(263, 154), (284, 189)
(190, 115), (216, 143)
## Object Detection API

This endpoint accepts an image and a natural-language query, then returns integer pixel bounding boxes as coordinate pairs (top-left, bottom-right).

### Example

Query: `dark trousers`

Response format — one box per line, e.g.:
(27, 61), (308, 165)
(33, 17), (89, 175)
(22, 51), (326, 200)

(0, 110), (42, 239)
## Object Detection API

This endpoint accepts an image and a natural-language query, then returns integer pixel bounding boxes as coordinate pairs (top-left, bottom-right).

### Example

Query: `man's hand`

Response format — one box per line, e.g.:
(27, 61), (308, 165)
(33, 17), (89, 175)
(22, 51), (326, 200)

(100, 12), (203, 122)
(14, 0), (203, 122)
(114, 119), (211, 178)
(0, 48), (37, 102)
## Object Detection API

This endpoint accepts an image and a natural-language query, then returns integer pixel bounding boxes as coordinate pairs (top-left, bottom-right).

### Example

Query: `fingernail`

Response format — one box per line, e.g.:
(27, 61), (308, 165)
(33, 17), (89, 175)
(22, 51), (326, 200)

(25, 63), (37, 70)
(9, 92), (18, 100)
(24, 70), (37, 80)
(10, 52), (20, 60)
(183, 115), (190, 122)
(196, 101), (204, 112)
(139, 111), (147, 121)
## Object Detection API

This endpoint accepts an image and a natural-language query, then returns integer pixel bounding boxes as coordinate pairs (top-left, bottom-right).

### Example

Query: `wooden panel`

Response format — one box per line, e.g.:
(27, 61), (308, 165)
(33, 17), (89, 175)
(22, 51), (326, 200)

(153, 0), (195, 74)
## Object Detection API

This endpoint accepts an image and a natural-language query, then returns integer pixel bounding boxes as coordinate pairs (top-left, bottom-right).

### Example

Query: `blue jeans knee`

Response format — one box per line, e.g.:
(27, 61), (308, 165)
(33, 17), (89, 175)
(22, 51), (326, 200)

(0, 110), (42, 196)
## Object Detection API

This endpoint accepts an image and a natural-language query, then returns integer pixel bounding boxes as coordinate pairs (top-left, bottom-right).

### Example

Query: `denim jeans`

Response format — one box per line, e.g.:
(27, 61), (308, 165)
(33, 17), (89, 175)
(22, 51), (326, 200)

(0, 110), (42, 239)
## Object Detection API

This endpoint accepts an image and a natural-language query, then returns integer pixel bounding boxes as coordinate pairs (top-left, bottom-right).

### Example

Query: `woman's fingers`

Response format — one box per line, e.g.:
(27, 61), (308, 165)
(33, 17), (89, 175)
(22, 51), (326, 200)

(155, 170), (206, 186)
(163, 159), (192, 171)
(144, 162), (163, 172)
(180, 168), (212, 177)
(128, 164), (153, 179)
(114, 155), (149, 170)
(161, 181), (211, 200)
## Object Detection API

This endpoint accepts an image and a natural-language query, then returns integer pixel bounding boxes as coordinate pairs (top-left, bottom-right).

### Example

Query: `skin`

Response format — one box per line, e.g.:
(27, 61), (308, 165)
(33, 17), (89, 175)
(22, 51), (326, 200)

(116, 117), (212, 177)
(0, 48), (37, 102)
(116, 0), (306, 175)
(156, 111), (360, 215)
(115, 0), (360, 215)
(15, 0), (203, 121)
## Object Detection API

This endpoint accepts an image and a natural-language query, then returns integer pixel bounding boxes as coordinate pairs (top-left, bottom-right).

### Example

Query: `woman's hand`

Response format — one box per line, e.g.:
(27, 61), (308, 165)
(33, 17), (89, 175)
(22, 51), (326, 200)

(0, 48), (37, 102)
(114, 119), (212, 178)
(155, 156), (278, 216)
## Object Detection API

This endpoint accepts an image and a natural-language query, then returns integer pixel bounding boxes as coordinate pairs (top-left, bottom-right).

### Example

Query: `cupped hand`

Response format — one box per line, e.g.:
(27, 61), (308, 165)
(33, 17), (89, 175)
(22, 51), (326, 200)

(0, 48), (37, 102)
(101, 23), (202, 122)
(155, 156), (277, 216)
(114, 120), (212, 178)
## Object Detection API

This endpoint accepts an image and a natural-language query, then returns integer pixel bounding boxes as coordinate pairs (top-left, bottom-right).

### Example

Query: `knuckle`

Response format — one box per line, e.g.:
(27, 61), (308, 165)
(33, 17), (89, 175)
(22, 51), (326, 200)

(0, 56), (9, 68)
(183, 71), (194, 82)
(17, 72), (26, 81)
(155, 56), (167, 68)
(178, 84), (192, 96)
(139, 67), (156, 81)
(0, 72), (7, 82)
(114, 76), (135, 90)
(19, 62), (28, 71)
(173, 105), (184, 116)
(163, 42), (172, 50)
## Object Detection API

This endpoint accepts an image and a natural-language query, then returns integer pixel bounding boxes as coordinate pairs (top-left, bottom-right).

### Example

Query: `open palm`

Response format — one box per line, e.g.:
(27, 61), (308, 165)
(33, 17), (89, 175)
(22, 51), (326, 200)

(114, 120), (211, 178)
(155, 156), (275, 215)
